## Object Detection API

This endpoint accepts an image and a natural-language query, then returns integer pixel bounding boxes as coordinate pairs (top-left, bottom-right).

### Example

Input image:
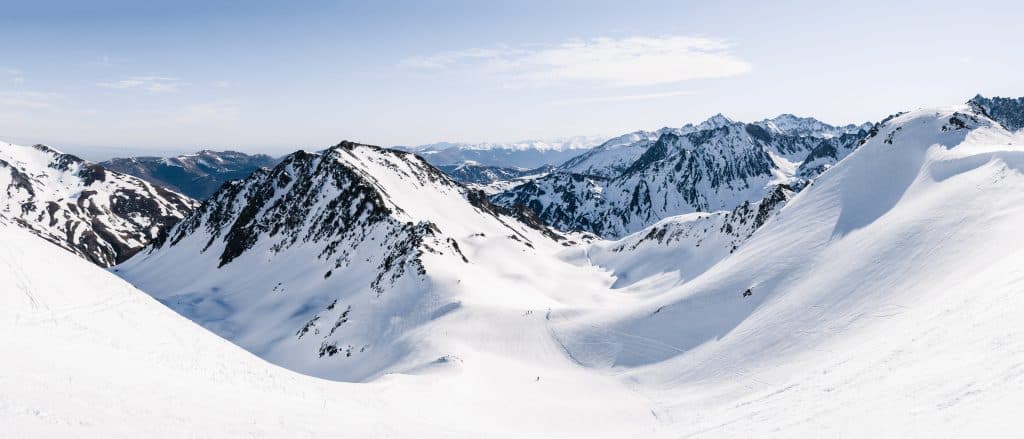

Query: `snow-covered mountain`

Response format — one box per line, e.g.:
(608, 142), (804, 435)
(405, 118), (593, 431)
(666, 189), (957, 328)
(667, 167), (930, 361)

(558, 130), (667, 178)
(395, 136), (605, 168)
(969, 94), (1024, 132)
(583, 184), (792, 289)
(544, 104), (1024, 436)
(0, 215), (653, 438)
(753, 113), (873, 138)
(12, 99), (1024, 437)
(114, 141), (592, 381)
(0, 141), (196, 266)
(493, 114), (867, 238)
(101, 150), (280, 199)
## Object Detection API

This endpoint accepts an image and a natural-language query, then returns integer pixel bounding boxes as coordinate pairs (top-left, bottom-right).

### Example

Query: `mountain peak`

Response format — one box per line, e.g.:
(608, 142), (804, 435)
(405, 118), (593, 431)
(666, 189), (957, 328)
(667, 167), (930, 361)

(698, 113), (738, 129)
(1, 141), (195, 266)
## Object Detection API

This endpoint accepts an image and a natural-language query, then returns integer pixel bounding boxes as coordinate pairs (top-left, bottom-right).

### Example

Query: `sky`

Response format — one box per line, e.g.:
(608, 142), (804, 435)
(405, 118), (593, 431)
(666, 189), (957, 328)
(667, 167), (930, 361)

(1, 0), (1022, 159)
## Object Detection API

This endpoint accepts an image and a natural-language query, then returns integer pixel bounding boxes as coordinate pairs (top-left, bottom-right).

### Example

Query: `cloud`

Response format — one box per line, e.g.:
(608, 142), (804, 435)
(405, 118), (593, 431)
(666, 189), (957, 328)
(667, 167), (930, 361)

(401, 36), (751, 87)
(550, 90), (695, 105)
(97, 76), (182, 93)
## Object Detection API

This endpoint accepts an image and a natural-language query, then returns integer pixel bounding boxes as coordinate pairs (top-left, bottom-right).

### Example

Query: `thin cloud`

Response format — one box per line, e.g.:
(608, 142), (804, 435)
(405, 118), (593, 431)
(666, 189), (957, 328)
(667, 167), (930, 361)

(550, 90), (695, 105)
(401, 35), (751, 87)
(97, 76), (182, 93)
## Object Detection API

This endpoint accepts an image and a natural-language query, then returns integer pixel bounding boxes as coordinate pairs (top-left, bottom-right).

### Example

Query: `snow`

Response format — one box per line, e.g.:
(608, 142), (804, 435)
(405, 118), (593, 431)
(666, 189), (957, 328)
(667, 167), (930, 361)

(402, 136), (606, 153)
(552, 106), (1024, 435)
(558, 130), (665, 177)
(0, 141), (195, 265)
(0, 217), (661, 438)
(7, 104), (1024, 437)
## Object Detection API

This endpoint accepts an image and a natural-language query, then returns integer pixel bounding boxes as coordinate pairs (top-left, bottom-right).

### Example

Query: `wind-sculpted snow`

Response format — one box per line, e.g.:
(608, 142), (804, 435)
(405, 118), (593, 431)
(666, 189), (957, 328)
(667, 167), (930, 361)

(14, 100), (1024, 437)
(0, 141), (196, 266)
(550, 105), (1024, 435)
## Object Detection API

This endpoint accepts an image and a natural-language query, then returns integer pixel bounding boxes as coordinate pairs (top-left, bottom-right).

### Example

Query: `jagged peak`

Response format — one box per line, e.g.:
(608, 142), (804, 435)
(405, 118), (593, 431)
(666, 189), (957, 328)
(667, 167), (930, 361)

(697, 113), (739, 130)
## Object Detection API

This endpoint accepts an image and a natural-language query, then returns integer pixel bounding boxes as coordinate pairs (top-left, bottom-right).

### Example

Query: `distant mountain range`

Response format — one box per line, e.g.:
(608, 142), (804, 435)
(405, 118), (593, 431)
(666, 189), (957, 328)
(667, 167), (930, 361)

(394, 136), (606, 168)
(102, 150), (280, 199)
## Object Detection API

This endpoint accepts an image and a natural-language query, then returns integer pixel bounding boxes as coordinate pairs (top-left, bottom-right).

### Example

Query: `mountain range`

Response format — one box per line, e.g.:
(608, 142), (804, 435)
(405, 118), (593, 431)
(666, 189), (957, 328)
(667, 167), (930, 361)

(395, 136), (606, 169)
(101, 150), (280, 199)
(4, 95), (1024, 436)
(491, 113), (871, 238)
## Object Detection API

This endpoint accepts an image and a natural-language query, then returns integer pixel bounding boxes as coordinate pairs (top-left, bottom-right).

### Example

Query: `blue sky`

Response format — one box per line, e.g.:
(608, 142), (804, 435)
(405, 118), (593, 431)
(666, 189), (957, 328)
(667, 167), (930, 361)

(1, 0), (1022, 158)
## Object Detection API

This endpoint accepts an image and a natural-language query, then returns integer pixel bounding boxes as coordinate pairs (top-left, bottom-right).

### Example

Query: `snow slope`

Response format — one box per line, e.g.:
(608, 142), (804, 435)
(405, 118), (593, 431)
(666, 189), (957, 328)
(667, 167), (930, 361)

(552, 106), (1024, 435)
(115, 142), (611, 383)
(0, 141), (196, 266)
(0, 217), (661, 438)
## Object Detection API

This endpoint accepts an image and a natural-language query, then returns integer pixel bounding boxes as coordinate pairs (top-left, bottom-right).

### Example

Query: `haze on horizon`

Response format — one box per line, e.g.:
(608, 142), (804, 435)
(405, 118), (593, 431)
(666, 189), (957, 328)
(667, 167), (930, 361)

(1, 0), (1022, 159)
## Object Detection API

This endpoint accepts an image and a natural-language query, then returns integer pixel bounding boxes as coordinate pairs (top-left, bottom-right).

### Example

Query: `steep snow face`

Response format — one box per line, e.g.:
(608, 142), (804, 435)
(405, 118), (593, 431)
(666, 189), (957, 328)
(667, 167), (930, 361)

(494, 120), (811, 238)
(0, 218), (659, 439)
(0, 141), (196, 266)
(552, 106), (1024, 435)
(102, 150), (280, 199)
(114, 141), (600, 381)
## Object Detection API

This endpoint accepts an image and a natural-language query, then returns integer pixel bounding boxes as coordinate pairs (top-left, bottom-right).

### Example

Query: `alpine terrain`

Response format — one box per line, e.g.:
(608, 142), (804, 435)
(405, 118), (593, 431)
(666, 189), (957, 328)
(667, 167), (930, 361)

(492, 113), (871, 238)
(0, 141), (196, 266)
(6, 96), (1024, 438)
(395, 136), (606, 169)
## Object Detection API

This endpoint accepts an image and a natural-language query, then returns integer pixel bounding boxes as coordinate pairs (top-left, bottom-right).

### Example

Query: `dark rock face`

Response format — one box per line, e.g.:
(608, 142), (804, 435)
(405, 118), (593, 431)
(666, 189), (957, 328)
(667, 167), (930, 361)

(794, 130), (870, 179)
(968, 95), (1024, 132)
(0, 142), (196, 266)
(102, 150), (280, 199)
